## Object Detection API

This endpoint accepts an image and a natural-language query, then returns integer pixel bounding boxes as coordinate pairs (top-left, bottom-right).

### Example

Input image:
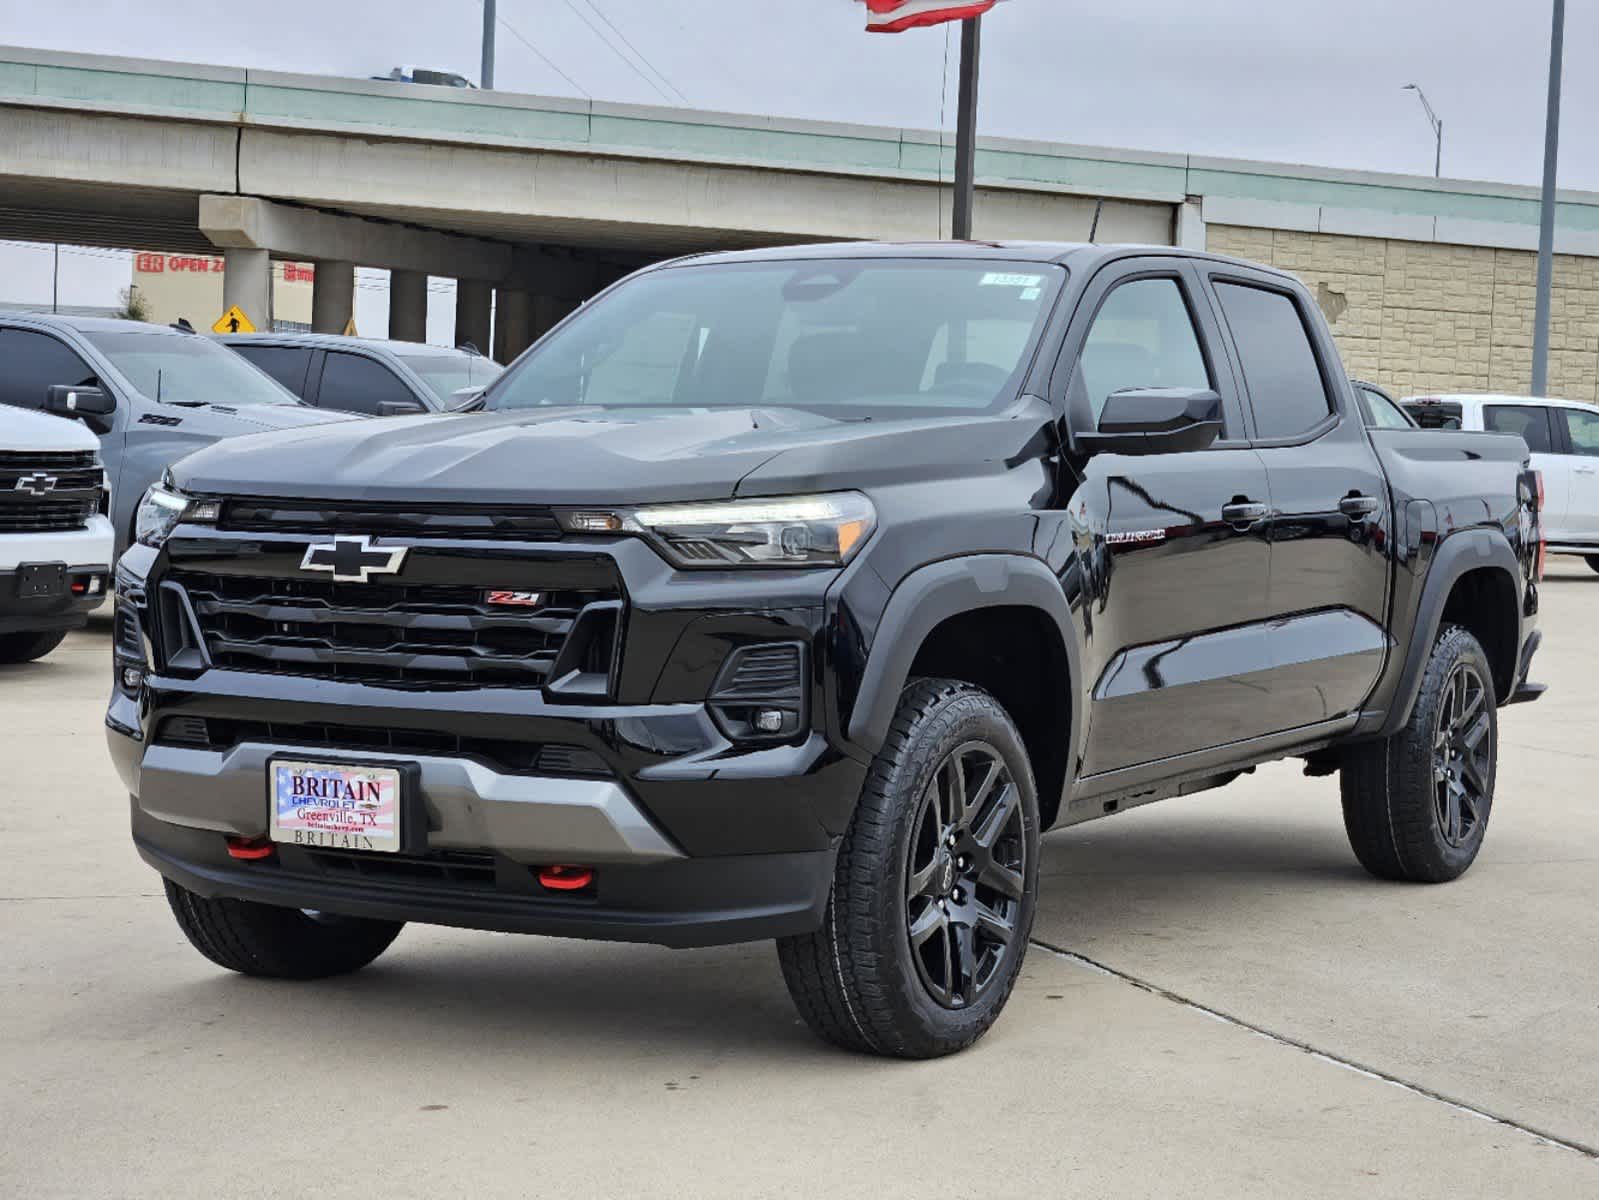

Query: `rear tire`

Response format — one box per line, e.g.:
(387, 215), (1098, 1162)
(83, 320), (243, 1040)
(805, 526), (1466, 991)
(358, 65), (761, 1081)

(1340, 625), (1496, 883)
(0, 630), (67, 664)
(164, 879), (403, 979)
(777, 679), (1040, 1058)
(1585, 555), (1599, 574)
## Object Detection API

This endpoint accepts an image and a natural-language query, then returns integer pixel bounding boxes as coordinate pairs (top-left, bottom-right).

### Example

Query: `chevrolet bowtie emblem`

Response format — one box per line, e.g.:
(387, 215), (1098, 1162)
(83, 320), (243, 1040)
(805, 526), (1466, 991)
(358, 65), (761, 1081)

(299, 536), (409, 583)
(14, 473), (58, 497)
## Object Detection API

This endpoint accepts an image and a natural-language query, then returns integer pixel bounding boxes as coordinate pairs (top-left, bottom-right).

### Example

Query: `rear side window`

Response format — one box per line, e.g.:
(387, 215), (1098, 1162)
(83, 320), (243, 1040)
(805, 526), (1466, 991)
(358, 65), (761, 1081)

(232, 345), (314, 398)
(1559, 408), (1599, 457)
(1077, 278), (1210, 422)
(0, 329), (97, 410)
(1484, 404), (1556, 454)
(318, 352), (418, 415)
(1214, 283), (1332, 440)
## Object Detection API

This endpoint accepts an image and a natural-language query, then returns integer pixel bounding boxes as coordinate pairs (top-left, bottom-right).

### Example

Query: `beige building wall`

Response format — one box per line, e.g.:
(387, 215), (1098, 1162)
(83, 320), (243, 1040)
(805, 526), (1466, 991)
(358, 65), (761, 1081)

(1207, 225), (1599, 402)
(130, 252), (315, 330)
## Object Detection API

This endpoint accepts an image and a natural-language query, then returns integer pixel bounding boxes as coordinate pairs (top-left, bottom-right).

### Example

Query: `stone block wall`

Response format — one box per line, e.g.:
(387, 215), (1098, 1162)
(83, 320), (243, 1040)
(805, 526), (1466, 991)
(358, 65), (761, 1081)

(1206, 225), (1599, 401)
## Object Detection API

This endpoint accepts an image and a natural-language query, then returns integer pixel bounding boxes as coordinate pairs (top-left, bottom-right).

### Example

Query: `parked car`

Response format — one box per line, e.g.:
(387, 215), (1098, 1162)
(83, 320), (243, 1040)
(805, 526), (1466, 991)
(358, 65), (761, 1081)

(0, 406), (113, 663)
(110, 243), (1543, 1058)
(1404, 393), (1599, 571)
(0, 315), (357, 558)
(217, 333), (503, 416)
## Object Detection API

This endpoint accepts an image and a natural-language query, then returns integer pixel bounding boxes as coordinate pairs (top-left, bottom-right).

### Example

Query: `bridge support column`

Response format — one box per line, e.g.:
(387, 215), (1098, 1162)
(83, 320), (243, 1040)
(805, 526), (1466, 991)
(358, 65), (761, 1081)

(389, 270), (428, 342)
(493, 287), (532, 363)
(455, 280), (492, 355)
(222, 248), (272, 331)
(312, 260), (355, 334)
(532, 295), (578, 341)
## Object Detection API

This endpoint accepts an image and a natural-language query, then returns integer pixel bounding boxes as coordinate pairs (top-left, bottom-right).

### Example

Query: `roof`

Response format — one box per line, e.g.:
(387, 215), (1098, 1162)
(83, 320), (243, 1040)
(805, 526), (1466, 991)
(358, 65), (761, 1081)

(1405, 393), (1598, 410)
(4, 313), (193, 336)
(213, 332), (477, 357)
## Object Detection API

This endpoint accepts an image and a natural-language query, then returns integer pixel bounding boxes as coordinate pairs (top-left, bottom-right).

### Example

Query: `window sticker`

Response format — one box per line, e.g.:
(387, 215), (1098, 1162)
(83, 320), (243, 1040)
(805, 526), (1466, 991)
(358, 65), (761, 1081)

(980, 272), (1045, 288)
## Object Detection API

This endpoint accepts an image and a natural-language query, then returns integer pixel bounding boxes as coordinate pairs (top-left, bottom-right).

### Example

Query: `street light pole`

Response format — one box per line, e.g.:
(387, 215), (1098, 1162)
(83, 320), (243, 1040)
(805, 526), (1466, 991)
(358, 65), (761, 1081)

(481, 0), (496, 90)
(1402, 83), (1443, 178)
(1532, 0), (1566, 397)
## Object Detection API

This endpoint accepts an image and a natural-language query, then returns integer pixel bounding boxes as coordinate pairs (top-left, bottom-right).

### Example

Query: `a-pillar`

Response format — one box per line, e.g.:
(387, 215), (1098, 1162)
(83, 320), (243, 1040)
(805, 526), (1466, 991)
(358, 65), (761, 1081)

(454, 280), (492, 355)
(493, 287), (532, 363)
(312, 260), (356, 334)
(389, 270), (428, 343)
(222, 248), (272, 331)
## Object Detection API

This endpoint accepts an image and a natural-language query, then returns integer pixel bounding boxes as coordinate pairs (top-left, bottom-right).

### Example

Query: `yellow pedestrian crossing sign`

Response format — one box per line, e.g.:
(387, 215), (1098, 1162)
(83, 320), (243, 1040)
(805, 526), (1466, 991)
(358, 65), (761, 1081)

(212, 305), (256, 335)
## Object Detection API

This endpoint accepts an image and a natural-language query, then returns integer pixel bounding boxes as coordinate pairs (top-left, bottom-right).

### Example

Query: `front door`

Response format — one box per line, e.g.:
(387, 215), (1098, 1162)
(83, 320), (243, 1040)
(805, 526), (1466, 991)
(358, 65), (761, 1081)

(1554, 405), (1599, 545)
(1484, 403), (1568, 543)
(1204, 272), (1390, 730)
(1062, 262), (1277, 777)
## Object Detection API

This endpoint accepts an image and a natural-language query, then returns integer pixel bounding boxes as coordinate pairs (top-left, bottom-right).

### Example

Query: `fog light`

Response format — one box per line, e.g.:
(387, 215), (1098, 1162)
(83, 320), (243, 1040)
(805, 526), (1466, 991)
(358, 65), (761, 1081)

(753, 708), (785, 734)
(120, 667), (144, 691)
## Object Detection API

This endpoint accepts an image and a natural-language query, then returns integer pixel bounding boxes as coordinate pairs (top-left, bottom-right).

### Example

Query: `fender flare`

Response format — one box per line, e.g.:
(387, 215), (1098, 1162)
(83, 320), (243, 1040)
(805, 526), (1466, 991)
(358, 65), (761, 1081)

(1380, 527), (1523, 737)
(844, 554), (1083, 770)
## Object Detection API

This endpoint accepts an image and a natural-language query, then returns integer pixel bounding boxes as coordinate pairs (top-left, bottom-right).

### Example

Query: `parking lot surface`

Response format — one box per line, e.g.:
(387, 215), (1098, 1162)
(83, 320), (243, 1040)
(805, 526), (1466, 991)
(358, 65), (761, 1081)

(4, 563), (1597, 1198)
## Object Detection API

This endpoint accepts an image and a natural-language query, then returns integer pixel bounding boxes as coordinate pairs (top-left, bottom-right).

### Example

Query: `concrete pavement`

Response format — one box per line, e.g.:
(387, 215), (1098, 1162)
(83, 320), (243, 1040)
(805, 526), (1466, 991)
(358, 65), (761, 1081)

(3, 564), (1597, 1197)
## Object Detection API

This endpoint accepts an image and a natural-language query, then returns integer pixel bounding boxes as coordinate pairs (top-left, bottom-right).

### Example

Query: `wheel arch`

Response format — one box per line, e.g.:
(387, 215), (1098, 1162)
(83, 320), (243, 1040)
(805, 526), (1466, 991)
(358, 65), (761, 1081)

(1381, 528), (1523, 736)
(843, 554), (1081, 827)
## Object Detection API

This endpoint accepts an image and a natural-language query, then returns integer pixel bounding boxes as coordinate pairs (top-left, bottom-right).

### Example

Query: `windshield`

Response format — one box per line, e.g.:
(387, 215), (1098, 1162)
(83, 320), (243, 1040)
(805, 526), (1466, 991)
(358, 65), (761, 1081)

(486, 259), (1066, 418)
(83, 330), (304, 407)
(396, 352), (505, 404)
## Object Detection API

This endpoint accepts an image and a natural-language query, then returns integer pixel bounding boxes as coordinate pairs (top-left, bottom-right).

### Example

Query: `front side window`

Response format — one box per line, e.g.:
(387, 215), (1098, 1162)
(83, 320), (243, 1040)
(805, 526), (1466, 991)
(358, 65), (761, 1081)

(1485, 404), (1556, 454)
(486, 259), (1066, 419)
(83, 330), (301, 407)
(1076, 278), (1210, 423)
(1559, 408), (1599, 457)
(318, 353), (420, 415)
(0, 329), (97, 410)
(1214, 282), (1333, 440)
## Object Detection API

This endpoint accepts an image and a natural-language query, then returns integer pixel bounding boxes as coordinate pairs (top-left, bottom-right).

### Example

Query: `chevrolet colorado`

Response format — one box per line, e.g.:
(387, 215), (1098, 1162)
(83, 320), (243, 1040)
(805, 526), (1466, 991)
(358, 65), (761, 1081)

(108, 243), (1544, 1058)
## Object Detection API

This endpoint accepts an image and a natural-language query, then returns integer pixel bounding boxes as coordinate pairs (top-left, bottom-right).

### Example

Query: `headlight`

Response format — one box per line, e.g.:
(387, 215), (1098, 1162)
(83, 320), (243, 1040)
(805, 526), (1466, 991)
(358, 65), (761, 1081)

(562, 492), (876, 568)
(135, 480), (220, 548)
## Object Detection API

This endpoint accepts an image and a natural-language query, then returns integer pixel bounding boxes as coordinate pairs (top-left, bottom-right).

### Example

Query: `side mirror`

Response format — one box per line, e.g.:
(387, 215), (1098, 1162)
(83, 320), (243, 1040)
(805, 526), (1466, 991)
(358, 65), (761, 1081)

(44, 384), (115, 418)
(1077, 387), (1224, 455)
(448, 386), (486, 412)
(377, 398), (429, 417)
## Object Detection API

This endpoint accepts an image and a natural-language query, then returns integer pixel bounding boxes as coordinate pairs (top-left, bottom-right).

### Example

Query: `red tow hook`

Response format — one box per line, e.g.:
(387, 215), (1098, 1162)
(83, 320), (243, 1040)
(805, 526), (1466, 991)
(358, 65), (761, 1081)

(226, 837), (275, 861)
(537, 864), (594, 892)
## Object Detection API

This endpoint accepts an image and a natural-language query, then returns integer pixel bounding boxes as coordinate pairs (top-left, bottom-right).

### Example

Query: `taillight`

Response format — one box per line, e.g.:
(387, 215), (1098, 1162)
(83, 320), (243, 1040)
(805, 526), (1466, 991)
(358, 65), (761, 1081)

(1533, 470), (1546, 581)
(1534, 470), (1545, 513)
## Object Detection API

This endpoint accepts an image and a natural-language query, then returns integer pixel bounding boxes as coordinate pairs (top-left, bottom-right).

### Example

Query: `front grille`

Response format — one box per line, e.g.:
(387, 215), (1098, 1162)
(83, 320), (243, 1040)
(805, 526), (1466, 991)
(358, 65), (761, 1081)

(154, 715), (613, 778)
(0, 453), (101, 533)
(299, 848), (499, 889)
(220, 499), (563, 541)
(168, 570), (612, 689)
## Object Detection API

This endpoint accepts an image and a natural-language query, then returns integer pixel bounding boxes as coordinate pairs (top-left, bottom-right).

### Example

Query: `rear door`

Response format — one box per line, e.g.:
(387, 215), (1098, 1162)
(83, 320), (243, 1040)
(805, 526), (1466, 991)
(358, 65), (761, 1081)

(1061, 258), (1277, 776)
(1552, 404), (1599, 544)
(1483, 403), (1569, 542)
(1202, 269), (1391, 730)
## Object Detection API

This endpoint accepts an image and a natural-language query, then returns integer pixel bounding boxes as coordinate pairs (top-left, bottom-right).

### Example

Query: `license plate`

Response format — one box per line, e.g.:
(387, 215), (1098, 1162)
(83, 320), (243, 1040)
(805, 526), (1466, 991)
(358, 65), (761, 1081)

(269, 760), (403, 854)
(17, 563), (67, 599)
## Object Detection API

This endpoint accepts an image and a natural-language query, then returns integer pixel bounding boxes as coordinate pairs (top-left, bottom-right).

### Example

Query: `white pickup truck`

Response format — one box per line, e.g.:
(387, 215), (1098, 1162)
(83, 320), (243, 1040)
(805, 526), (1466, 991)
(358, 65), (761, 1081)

(1404, 392), (1599, 572)
(0, 407), (114, 663)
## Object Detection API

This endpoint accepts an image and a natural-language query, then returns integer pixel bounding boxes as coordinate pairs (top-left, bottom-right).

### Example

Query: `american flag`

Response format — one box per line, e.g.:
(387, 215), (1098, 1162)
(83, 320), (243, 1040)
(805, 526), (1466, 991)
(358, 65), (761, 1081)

(860, 0), (1008, 33)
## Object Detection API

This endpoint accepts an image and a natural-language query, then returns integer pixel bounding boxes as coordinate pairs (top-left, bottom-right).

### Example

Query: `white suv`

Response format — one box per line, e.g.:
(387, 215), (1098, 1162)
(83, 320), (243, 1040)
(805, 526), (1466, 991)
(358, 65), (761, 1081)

(0, 407), (114, 663)
(1404, 393), (1599, 571)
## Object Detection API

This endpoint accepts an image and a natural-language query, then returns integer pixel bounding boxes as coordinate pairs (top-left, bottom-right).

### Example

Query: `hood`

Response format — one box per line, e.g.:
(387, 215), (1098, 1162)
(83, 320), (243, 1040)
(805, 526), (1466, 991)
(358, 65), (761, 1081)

(193, 402), (360, 435)
(170, 404), (1051, 505)
(3, 407), (102, 452)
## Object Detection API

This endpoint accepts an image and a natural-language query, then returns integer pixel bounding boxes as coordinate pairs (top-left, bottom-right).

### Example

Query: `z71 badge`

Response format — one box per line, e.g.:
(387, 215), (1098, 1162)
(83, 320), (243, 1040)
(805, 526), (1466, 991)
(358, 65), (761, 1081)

(485, 590), (544, 607)
(1104, 529), (1167, 547)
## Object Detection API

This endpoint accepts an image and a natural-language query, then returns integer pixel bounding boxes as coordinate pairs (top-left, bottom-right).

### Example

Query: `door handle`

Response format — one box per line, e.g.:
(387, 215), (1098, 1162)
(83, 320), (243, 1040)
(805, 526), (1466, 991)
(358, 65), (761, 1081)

(1576, 466), (1597, 475)
(1221, 501), (1269, 525)
(1339, 494), (1381, 517)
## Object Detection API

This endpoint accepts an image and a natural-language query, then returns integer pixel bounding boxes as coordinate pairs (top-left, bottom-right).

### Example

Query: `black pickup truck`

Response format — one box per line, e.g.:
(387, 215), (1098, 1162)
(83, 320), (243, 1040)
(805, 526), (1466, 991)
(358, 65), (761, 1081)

(108, 243), (1543, 1058)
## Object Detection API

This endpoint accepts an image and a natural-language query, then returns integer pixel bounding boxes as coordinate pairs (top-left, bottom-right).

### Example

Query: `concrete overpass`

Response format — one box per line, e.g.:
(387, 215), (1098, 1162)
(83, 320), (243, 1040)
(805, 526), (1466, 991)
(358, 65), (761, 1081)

(6, 45), (1599, 377)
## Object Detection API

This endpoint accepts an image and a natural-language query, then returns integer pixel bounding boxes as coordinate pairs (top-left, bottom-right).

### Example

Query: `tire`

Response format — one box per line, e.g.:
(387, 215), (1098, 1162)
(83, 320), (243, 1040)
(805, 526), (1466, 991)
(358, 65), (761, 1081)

(1340, 625), (1497, 883)
(1585, 555), (1599, 574)
(777, 679), (1040, 1058)
(164, 879), (403, 979)
(0, 630), (67, 664)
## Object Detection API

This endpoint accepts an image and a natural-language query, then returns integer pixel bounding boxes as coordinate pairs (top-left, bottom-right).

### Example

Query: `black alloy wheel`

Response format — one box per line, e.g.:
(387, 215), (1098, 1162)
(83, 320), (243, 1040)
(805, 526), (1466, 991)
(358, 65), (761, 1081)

(1433, 661), (1492, 849)
(904, 741), (1026, 1009)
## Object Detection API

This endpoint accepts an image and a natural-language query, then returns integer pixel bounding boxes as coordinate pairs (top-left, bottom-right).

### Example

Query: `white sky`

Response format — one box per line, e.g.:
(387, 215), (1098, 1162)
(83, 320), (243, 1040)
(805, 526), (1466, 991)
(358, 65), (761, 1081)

(2, 0), (1592, 336)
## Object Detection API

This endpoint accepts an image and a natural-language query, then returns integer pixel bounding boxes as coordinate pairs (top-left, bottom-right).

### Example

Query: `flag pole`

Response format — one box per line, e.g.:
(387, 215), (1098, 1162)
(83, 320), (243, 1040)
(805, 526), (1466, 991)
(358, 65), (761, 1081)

(950, 15), (981, 240)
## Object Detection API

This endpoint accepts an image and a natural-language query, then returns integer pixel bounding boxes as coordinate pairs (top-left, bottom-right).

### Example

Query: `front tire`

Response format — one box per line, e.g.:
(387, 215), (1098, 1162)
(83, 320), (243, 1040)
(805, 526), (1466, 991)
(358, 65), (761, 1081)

(777, 679), (1040, 1058)
(1340, 625), (1497, 883)
(0, 630), (67, 664)
(164, 879), (403, 979)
